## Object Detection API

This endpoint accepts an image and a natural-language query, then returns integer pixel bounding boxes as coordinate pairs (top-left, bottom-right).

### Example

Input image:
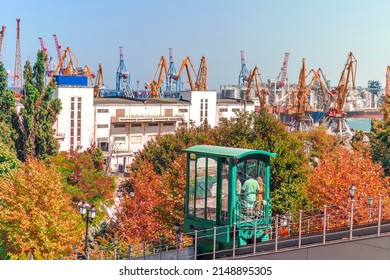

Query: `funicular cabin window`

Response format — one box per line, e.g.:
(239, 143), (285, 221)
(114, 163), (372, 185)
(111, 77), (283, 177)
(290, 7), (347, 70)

(188, 159), (196, 216)
(236, 158), (266, 218)
(220, 162), (229, 222)
(193, 157), (217, 221)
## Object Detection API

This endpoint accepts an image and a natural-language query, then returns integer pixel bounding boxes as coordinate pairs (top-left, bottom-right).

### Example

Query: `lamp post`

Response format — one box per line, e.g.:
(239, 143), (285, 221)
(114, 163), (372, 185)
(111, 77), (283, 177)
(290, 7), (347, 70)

(73, 245), (78, 260)
(367, 196), (373, 223)
(78, 201), (96, 260)
(349, 184), (356, 240)
(113, 237), (118, 260)
(261, 200), (267, 219)
(174, 222), (181, 260)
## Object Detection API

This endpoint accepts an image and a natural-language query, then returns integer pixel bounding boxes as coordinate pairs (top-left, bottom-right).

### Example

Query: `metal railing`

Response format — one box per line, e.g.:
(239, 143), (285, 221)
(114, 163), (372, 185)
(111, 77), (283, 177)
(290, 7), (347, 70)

(71, 195), (390, 260)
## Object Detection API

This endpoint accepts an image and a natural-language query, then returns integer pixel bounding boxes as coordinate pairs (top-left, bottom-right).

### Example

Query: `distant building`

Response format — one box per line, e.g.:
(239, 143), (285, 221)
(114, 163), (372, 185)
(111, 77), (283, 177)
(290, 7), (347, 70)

(53, 86), (95, 152)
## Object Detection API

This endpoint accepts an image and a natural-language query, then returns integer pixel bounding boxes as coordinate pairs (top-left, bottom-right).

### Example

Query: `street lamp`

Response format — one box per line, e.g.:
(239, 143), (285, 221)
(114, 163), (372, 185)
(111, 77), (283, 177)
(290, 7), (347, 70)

(261, 200), (267, 218)
(78, 201), (96, 260)
(367, 196), (373, 223)
(174, 222), (181, 260)
(349, 183), (357, 199)
(349, 184), (356, 240)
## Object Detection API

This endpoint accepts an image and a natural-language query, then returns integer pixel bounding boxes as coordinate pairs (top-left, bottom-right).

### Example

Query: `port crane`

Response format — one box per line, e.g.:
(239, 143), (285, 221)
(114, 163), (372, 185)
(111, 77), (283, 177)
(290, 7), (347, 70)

(47, 47), (94, 87)
(38, 37), (52, 77)
(195, 56), (207, 91)
(0, 25), (5, 62)
(94, 63), (104, 98)
(53, 34), (64, 74)
(245, 66), (269, 110)
(171, 56), (208, 92)
(277, 52), (290, 88)
(145, 56), (168, 98)
(238, 50), (249, 85)
(172, 56), (197, 91)
(289, 59), (331, 131)
(327, 52), (357, 140)
(167, 48), (180, 96)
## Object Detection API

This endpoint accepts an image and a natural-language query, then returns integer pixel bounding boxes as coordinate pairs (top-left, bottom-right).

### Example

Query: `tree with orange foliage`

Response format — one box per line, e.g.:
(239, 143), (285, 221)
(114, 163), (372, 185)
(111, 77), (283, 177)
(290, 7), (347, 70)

(114, 156), (186, 246)
(308, 146), (389, 227)
(0, 158), (83, 259)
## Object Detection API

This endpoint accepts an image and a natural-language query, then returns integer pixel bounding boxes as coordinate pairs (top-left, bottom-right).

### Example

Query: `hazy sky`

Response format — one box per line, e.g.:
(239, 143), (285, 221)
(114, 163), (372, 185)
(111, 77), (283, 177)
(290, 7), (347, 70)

(1, 0), (390, 90)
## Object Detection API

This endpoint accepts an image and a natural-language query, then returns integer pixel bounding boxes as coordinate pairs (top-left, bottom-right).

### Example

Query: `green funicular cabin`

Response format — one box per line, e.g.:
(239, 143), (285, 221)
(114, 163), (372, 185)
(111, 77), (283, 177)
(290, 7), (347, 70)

(182, 145), (276, 252)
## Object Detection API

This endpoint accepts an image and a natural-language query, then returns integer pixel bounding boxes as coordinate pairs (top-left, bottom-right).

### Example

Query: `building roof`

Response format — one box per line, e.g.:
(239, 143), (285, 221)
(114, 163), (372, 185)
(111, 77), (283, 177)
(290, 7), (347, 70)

(216, 98), (254, 105)
(182, 145), (276, 159)
(94, 96), (190, 106)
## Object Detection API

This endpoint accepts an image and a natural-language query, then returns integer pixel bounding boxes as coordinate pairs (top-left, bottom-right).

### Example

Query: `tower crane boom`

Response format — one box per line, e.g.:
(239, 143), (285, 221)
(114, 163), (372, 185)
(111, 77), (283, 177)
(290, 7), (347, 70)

(246, 66), (269, 109)
(195, 56), (207, 91)
(94, 63), (104, 98)
(38, 37), (51, 76)
(331, 52), (357, 116)
(145, 56), (168, 98)
(172, 56), (197, 91)
(238, 50), (249, 85)
(53, 34), (64, 74)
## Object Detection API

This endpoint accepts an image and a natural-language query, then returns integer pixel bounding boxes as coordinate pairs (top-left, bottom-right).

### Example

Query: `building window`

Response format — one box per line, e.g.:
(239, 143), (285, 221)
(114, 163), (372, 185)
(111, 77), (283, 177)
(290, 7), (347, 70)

(165, 108), (173, 116)
(116, 109), (125, 117)
(99, 142), (109, 151)
(219, 108), (228, 112)
(70, 97), (82, 150)
(114, 124), (126, 128)
(97, 124), (109, 128)
(163, 122), (174, 126)
(232, 108), (240, 112)
(148, 123), (158, 127)
(179, 108), (188, 113)
(131, 123), (142, 128)
(97, 108), (109, 113)
(200, 98), (208, 122)
(114, 136), (126, 142)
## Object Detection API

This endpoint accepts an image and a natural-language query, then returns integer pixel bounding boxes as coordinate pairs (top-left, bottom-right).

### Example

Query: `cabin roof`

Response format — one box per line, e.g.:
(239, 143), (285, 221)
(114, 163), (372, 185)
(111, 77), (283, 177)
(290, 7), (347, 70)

(182, 145), (276, 159)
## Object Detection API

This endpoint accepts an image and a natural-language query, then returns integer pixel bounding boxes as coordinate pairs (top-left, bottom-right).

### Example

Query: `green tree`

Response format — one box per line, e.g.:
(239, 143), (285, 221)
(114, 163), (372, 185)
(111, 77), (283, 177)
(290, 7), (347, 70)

(0, 142), (19, 179)
(214, 110), (312, 213)
(0, 158), (83, 259)
(370, 93), (390, 175)
(50, 149), (115, 205)
(16, 50), (62, 161)
(0, 62), (18, 150)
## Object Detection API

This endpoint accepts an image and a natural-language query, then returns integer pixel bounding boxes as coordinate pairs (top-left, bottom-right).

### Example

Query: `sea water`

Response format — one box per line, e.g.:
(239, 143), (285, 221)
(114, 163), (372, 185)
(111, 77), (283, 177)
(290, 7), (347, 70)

(346, 118), (379, 132)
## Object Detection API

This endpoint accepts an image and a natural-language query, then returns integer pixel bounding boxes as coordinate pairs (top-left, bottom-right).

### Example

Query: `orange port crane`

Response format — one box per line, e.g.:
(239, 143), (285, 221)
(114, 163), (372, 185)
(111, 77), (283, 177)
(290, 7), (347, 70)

(326, 52), (357, 140)
(329, 52), (357, 117)
(245, 66), (269, 109)
(195, 56), (207, 91)
(145, 56), (168, 98)
(289, 59), (330, 131)
(48, 47), (94, 87)
(48, 47), (71, 86)
(0, 25), (5, 62)
(172, 56), (197, 91)
(94, 63), (104, 98)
